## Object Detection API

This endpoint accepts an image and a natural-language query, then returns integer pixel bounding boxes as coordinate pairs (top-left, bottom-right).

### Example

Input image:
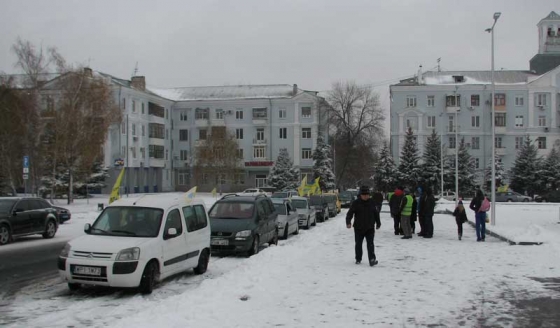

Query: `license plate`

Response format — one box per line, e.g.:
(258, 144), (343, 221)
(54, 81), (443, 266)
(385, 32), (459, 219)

(74, 266), (101, 276)
(211, 239), (229, 246)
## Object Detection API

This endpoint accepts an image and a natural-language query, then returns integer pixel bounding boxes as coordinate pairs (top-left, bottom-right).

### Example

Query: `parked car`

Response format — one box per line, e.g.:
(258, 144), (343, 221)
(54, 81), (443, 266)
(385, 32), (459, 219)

(338, 191), (354, 208)
(0, 197), (59, 245)
(208, 194), (278, 256)
(435, 191), (457, 201)
(259, 187), (276, 196)
(535, 190), (560, 203)
(51, 205), (72, 223)
(271, 198), (299, 239)
(322, 194), (339, 217)
(291, 196), (317, 229)
(495, 191), (531, 202)
(271, 190), (298, 199)
(58, 195), (211, 294)
(309, 195), (329, 222)
(237, 188), (266, 197)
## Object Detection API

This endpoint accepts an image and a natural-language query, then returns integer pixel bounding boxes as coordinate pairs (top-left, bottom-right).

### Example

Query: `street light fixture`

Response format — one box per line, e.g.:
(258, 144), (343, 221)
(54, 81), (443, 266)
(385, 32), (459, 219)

(486, 12), (501, 226)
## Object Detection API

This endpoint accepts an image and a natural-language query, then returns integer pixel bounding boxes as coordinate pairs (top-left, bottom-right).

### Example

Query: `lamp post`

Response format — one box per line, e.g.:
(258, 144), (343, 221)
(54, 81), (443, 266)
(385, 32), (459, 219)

(486, 12), (501, 226)
(455, 92), (459, 208)
(439, 113), (444, 197)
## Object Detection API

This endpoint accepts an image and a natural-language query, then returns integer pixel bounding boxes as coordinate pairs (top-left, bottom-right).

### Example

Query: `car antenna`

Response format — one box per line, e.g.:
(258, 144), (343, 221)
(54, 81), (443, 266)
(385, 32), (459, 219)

(133, 194), (148, 206)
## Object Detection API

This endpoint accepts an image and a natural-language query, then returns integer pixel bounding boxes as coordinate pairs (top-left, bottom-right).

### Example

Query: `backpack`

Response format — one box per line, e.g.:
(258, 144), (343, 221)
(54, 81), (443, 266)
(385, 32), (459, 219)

(479, 197), (491, 212)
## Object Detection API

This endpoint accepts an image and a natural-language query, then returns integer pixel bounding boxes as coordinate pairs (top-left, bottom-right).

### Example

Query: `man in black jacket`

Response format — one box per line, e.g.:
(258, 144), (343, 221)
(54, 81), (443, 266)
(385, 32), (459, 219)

(346, 185), (381, 266)
(372, 189), (384, 214)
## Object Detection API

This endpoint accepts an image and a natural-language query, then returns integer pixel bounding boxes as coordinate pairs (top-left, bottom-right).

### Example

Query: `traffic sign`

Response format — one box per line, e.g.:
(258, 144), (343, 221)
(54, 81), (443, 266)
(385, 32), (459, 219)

(23, 174), (29, 180)
(23, 167), (29, 174)
(23, 156), (29, 168)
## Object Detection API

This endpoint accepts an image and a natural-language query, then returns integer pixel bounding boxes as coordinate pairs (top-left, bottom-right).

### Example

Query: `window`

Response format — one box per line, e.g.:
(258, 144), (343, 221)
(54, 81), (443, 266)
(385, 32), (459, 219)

(165, 149), (169, 160)
(255, 174), (267, 188)
(180, 150), (188, 161)
(474, 158), (480, 169)
(178, 173), (188, 186)
(195, 108), (209, 120)
(495, 137), (503, 149)
(122, 98), (126, 110)
(406, 117), (417, 130)
(236, 128), (244, 140)
(148, 102), (165, 117)
(179, 129), (189, 141)
(471, 116), (480, 128)
(446, 95), (460, 107)
(406, 96), (417, 108)
(165, 129), (169, 140)
(301, 107), (312, 118)
(43, 96), (55, 111)
(515, 137), (523, 149)
(539, 116), (547, 127)
(302, 128), (311, 139)
(279, 128), (287, 139)
(254, 146), (266, 159)
(132, 100), (136, 113)
(471, 137), (480, 150)
(538, 137), (547, 149)
(253, 108), (267, 119)
(141, 103), (145, 114)
(215, 174), (226, 185)
(515, 96), (524, 106)
(256, 128), (264, 141)
(235, 172), (245, 184)
(122, 146), (126, 156)
(515, 116), (524, 128)
(148, 145), (165, 159)
(449, 136), (456, 149)
(180, 110), (188, 121)
(237, 148), (244, 159)
(427, 116), (436, 128)
(132, 124), (136, 136)
(536, 94), (547, 107)
(164, 209), (183, 238)
(302, 148), (312, 159)
(427, 95), (435, 107)
(495, 113), (506, 127)
(121, 121), (126, 134)
(190, 205), (208, 231)
(471, 95), (480, 107)
(140, 147), (145, 158)
(149, 123), (165, 139)
(202, 173), (209, 184)
(216, 109), (223, 120)
(141, 125), (145, 136)
(279, 109), (286, 119)
(198, 129), (207, 140)
(448, 115), (455, 132)
(165, 109), (169, 120)
(494, 94), (506, 106)
(131, 147), (136, 158)
(236, 109), (244, 120)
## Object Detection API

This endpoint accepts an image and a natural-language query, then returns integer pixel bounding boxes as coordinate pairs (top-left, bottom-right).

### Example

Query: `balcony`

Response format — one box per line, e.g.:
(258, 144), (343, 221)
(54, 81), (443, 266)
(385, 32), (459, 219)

(195, 119), (210, 127)
(149, 158), (166, 168)
(252, 108), (268, 125)
(148, 138), (165, 146)
(495, 148), (507, 156)
(446, 148), (457, 156)
(445, 95), (461, 113)
(253, 138), (267, 145)
(495, 126), (506, 134)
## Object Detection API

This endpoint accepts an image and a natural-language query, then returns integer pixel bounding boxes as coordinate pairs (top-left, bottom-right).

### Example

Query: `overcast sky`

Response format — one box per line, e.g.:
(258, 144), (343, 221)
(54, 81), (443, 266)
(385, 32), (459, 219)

(1, 0), (558, 110)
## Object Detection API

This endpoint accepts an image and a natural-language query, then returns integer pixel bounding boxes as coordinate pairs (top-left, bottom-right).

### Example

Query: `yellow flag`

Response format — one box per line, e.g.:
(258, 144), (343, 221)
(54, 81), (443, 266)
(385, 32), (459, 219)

(185, 186), (197, 203)
(211, 187), (217, 198)
(298, 176), (307, 196)
(109, 167), (125, 204)
(497, 184), (509, 193)
(312, 177), (321, 195)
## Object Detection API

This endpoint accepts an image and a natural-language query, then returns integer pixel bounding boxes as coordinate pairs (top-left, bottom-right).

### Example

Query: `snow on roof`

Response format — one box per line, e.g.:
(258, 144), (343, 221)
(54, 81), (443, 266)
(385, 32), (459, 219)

(147, 84), (300, 101)
(395, 70), (537, 86)
(108, 193), (205, 209)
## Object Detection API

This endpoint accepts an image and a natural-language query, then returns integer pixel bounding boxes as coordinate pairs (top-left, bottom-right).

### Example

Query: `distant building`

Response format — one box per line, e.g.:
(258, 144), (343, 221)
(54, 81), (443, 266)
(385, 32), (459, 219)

(390, 11), (560, 187)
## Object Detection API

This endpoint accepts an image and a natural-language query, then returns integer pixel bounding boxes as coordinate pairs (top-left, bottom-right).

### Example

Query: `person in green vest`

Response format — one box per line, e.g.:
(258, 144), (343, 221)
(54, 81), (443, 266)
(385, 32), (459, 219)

(398, 188), (414, 239)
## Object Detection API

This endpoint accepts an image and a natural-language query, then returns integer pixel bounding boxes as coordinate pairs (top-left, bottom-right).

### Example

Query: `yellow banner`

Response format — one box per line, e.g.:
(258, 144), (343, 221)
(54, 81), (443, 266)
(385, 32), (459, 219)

(109, 168), (125, 204)
(297, 176), (308, 196)
(211, 187), (217, 198)
(185, 186), (197, 203)
(497, 184), (509, 193)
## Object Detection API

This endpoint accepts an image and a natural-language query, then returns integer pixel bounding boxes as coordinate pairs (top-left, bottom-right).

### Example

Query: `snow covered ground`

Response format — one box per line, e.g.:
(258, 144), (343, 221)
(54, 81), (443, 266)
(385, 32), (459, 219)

(1, 196), (560, 327)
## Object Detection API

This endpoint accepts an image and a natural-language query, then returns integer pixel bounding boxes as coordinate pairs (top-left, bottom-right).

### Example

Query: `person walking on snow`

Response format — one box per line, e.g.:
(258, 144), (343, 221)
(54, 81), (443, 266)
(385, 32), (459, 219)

(389, 187), (404, 235)
(452, 200), (468, 240)
(421, 187), (436, 238)
(469, 190), (487, 242)
(372, 189), (384, 214)
(346, 185), (381, 266)
(398, 189), (414, 239)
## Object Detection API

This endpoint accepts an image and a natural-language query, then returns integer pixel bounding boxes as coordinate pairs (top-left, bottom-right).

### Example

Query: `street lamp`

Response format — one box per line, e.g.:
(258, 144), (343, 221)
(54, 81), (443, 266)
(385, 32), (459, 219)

(486, 12), (501, 226)
(455, 91), (459, 208)
(439, 113), (444, 198)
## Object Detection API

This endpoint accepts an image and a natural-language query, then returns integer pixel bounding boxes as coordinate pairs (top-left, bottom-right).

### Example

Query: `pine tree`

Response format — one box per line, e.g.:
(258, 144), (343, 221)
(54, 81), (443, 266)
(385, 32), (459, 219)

(268, 148), (298, 191)
(313, 134), (336, 191)
(484, 154), (507, 190)
(457, 138), (476, 195)
(420, 130), (442, 194)
(509, 136), (541, 196)
(371, 142), (396, 192)
(397, 128), (421, 188)
(536, 146), (560, 192)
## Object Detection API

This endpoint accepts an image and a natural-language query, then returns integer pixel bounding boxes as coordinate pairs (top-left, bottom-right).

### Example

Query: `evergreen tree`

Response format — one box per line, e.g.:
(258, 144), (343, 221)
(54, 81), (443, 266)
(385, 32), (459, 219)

(420, 130), (442, 194)
(312, 134), (336, 191)
(509, 136), (541, 196)
(484, 154), (507, 190)
(536, 146), (560, 192)
(371, 142), (396, 192)
(269, 148), (298, 191)
(457, 138), (476, 195)
(397, 128), (421, 188)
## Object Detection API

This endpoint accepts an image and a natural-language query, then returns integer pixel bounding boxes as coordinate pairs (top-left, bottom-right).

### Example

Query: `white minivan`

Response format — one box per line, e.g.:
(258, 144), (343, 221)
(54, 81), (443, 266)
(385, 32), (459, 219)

(58, 195), (211, 294)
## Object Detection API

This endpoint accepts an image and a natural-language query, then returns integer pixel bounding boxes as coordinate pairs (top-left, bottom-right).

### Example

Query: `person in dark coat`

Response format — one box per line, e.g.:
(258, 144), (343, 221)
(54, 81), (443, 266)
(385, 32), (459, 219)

(389, 187), (404, 235)
(346, 185), (381, 266)
(410, 193), (418, 233)
(422, 187), (436, 238)
(372, 189), (384, 214)
(417, 186), (426, 236)
(469, 189), (486, 242)
(453, 200), (468, 240)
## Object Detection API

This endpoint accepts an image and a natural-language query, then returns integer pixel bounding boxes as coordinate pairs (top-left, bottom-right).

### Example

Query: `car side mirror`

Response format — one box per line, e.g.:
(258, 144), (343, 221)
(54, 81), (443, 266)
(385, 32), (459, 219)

(13, 208), (23, 216)
(84, 223), (91, 233)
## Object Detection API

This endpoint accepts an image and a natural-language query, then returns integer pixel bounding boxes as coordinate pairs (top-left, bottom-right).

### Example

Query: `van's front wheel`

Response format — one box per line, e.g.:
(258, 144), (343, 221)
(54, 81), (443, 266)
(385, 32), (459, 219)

(139, 261), (159, 294)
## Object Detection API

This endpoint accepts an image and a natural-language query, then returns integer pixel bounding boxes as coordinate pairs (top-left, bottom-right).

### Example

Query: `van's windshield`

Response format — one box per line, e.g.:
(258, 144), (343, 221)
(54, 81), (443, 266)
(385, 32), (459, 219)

(91, 207), (164, 237)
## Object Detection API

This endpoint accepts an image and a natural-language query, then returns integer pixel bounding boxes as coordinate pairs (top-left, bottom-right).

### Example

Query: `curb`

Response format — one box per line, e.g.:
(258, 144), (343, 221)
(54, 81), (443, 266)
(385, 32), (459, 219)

(441, 209), (543, 246)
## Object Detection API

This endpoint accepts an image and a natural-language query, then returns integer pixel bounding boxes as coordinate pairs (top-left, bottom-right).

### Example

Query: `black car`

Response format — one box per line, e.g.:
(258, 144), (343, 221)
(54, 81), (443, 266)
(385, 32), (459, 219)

(0, 197), (59, 245)
(309, 195), (329, 222)
(535, 190), (560, 203)
(51, 205), (72, 223)
(339, 191), (353, 208)
(208, 194), (278, 256)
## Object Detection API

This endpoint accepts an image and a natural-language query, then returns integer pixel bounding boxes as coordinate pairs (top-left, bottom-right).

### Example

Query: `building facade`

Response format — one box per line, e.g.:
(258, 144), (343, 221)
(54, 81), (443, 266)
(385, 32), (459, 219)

(390, 11), (560, 187)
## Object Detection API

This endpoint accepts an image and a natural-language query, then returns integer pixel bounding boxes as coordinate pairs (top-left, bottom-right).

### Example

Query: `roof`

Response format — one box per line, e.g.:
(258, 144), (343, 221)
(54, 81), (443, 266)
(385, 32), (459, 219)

(0, 73), (61, 89)
(147, 84), (307, 101)
(108, 194), (205, 209)
(539, 11), (560, 24)
(393, 70), (537, 86)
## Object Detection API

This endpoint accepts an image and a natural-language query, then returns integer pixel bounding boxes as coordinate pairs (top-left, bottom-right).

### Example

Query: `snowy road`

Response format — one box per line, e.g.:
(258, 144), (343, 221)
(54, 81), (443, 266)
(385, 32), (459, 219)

(1, 206), (560, 327)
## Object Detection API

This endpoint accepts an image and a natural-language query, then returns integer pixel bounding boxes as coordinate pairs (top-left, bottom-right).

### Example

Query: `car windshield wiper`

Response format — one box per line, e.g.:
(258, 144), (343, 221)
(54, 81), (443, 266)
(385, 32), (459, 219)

(111, 230), (138, 236)
(90, 227), (109, 235)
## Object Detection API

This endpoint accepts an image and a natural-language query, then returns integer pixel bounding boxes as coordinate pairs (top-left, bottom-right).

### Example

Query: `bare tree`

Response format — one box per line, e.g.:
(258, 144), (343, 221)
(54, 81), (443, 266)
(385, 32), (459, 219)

(193, 127), (243, 192)
(324, 81), (385, 187)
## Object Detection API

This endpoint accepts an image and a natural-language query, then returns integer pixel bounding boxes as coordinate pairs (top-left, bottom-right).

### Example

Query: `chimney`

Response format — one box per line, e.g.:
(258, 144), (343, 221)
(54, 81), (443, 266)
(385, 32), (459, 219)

(293, 84), (298, 96)
(83, 67), (93, 78)
(131, 76), (146, 91)
(417, 65), (423, 85)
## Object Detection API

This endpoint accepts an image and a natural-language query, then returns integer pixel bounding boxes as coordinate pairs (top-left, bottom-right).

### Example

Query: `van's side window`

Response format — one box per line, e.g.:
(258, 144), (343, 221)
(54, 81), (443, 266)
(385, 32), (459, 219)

(164, 209), (183, 236)
(182, 206), (198, 232)
(193, 205), (208, 230)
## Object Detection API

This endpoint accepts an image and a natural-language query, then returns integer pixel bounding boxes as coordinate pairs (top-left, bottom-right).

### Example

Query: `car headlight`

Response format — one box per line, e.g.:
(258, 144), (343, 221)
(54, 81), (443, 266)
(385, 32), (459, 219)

(60, 243), (71, 258)
(235, 230), (252, 238)
(116, 247), (141, 261)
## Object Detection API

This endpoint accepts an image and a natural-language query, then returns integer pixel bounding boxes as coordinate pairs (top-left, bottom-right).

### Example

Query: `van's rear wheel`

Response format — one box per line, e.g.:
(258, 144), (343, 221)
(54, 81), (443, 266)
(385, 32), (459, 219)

(247, 235), (259, 257)
(194, 249), (210, 275)
(283, 224), (289, 239)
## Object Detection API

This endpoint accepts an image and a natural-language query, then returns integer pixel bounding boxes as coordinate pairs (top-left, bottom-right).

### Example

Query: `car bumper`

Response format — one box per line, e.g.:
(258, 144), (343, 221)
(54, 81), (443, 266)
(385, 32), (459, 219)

(58, 257), (144, 288)
(58, 214), (71, 223)
(210, 235), (253, 253)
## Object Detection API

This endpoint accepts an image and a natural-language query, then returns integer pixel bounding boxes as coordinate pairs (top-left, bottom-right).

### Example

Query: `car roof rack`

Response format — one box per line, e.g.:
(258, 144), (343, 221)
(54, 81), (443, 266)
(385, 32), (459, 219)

(221, 194), (239, 200)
